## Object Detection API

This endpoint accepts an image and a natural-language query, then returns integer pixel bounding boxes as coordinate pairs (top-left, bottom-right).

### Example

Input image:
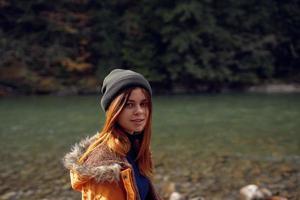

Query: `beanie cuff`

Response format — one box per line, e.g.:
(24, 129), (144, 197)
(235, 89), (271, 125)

(101, 72), (152, 111)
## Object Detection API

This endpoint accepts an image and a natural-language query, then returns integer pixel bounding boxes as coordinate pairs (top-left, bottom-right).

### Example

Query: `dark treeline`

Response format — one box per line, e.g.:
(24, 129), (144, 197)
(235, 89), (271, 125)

(0, 0), (299, 95)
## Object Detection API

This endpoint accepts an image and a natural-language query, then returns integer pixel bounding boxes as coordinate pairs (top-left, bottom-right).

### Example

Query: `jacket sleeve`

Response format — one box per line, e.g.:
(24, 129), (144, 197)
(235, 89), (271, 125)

(70, 169), (89, 191)
(71, 169), (127, 200)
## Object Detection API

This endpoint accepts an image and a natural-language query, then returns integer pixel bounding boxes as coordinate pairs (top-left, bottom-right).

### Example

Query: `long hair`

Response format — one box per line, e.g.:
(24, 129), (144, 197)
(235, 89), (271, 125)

(78, 87), (153, 179)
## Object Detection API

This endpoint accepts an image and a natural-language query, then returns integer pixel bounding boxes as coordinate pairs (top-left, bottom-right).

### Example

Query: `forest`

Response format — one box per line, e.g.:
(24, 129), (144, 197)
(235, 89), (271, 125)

(0, 0), (299, 95)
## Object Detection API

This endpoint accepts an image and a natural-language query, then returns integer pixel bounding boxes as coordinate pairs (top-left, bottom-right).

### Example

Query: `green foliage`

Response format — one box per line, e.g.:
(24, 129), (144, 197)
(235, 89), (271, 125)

(0, 0), (298, 94)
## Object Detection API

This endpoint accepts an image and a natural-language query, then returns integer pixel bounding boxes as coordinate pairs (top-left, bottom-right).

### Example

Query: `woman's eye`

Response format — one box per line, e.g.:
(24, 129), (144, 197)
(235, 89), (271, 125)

(141, 102), (148, 107)
(125, 103), (134, 108)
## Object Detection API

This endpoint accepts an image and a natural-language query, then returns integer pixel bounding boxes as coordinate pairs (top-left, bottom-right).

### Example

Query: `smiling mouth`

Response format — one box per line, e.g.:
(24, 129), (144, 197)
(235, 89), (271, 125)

(131, 119), (144, 122)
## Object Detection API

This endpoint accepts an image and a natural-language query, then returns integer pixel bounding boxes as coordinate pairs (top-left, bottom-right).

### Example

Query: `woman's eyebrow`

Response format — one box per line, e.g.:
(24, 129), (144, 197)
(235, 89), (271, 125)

(127, 98), (147, 102)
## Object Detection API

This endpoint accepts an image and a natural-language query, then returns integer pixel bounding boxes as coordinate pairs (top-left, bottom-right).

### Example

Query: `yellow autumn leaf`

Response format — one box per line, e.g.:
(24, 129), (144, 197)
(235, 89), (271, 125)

(61, 58), (92, 72)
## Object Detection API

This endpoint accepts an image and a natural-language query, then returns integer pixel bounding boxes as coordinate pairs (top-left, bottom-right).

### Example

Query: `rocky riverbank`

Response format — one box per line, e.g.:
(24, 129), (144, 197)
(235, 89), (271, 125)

(0, 152), (298, 200)
(153, 153), (299, 199)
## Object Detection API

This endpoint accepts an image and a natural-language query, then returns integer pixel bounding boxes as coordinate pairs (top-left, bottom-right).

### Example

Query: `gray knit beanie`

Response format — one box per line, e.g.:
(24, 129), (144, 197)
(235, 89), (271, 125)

(100, 69), (152, 111)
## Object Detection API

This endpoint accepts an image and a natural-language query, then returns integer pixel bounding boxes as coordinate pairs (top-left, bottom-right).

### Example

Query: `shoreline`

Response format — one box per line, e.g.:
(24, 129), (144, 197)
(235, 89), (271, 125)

(247, 84), (300, 93)
(1, 83), (300, 97)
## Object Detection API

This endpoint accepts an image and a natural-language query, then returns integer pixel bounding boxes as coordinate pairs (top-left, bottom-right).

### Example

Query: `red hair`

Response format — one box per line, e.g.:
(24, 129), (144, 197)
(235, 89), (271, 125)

(79, 87), (153, 178)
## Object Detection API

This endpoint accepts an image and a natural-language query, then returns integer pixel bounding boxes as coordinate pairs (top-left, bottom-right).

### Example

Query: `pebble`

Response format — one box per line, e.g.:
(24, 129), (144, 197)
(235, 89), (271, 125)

(189, 197), (205, 200)
(169, 192), (184, 200)
(1, 191), (17, 200)
(240, 184), (272, 200)
(23, 190), (34, 196)
(269, 196), (288, 200)
(161, 181), (178, 198)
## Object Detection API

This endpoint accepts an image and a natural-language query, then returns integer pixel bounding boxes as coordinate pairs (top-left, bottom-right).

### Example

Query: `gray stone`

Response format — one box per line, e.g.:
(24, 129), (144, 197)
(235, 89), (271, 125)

(1, 191), (17, 200)
(170, 192), (184, 200)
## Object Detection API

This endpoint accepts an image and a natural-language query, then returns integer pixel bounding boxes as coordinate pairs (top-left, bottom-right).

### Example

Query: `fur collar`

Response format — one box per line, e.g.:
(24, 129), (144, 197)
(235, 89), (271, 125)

(63, 135), (129, 183)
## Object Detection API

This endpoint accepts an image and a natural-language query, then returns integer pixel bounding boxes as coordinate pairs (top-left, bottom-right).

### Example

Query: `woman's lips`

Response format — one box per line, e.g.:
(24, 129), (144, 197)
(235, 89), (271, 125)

(131, 119), (145, 124)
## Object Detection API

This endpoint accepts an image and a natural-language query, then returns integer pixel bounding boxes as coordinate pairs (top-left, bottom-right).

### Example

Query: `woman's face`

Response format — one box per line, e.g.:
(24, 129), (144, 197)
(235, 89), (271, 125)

(117, 88), (150, 134)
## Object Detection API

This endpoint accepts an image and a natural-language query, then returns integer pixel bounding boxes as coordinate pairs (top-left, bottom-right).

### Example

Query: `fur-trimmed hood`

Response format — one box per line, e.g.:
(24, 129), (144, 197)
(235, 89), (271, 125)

(63, 135), (129, 183)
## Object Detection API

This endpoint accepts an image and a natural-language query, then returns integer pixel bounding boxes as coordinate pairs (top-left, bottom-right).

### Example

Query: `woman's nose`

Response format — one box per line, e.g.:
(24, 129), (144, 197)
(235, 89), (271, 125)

(134, 105), (144, 114)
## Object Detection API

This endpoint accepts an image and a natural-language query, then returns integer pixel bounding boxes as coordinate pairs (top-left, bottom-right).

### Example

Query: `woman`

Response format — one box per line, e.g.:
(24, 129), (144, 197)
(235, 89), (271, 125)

(63, 69), (161, 200)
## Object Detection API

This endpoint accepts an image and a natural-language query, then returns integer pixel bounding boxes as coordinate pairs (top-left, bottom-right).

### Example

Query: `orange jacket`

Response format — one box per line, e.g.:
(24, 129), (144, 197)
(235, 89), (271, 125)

(63, 136), (160, 200)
